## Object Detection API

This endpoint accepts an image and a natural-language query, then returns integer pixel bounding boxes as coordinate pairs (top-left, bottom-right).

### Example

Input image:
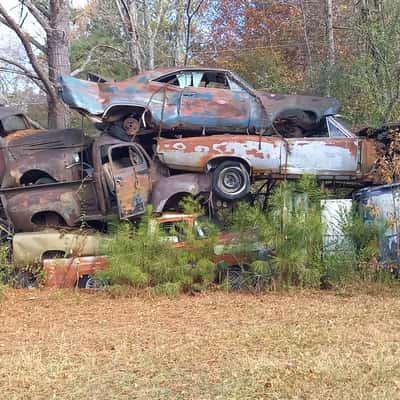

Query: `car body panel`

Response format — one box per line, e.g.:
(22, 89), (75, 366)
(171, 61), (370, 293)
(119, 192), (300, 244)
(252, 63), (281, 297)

(1, 128), (89, 187)
(44, 256), (108, 288)
(157, 134), (369, 177)
(13, 231), (101, 266)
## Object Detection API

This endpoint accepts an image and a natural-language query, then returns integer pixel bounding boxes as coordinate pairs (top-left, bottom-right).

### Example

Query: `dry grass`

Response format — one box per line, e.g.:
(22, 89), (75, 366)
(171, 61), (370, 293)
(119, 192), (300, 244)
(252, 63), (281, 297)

(1, 287), (400, 399)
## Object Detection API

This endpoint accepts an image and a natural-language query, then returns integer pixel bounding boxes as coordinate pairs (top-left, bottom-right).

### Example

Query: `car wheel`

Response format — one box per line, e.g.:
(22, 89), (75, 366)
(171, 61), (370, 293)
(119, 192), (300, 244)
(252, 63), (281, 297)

(212, 161), (250, 201)
(78, 275), (106, 290)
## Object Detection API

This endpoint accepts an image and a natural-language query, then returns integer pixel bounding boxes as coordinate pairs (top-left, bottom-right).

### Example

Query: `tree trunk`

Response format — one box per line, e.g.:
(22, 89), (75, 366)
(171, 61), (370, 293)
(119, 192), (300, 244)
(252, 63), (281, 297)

(143, 0), (155, 70)
(126, 0), (143, 74)
(326, 0), (335, 96)
(174, 0), (186, 65)
(47, 0), (71, 128)
(326, 0), (335, 67)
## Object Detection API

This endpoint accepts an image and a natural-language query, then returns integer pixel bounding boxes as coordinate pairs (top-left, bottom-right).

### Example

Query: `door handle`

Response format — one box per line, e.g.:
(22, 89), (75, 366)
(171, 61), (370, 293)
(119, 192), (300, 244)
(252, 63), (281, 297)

(115, 177), (122, 185)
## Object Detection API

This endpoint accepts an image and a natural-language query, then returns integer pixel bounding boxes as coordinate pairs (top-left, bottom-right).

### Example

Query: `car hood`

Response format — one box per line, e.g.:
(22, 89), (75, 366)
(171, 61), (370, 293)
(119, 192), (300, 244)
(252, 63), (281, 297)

(59, 76), (148, 120)
(256, 91), (340, 123)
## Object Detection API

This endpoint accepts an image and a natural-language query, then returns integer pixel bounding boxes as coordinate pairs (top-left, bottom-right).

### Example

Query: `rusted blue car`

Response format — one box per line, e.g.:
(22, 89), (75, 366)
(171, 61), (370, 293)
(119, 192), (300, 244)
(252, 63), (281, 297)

(59, 67), (340, 137)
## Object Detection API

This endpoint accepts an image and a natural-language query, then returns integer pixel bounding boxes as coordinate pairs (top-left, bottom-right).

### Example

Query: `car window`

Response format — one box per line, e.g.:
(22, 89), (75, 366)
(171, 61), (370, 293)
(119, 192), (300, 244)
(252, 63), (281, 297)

(110, 145), (146, 170)
(1, 114), (29, 133)
(227, 77), (245, 92)
(159, 221), (189, 241)
(155, 71), (231, 90)
(155, 71), (203, 88)
(327, 116), (353, 138)
(199, 72), (230, 89)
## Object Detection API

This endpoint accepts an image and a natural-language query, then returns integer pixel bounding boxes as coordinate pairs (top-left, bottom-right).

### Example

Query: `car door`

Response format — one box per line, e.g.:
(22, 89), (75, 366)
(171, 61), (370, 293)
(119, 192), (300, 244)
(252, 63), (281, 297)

(283, 116), (359, 175)
(108, 144), (152, 219)
(178, 71), (250, 132)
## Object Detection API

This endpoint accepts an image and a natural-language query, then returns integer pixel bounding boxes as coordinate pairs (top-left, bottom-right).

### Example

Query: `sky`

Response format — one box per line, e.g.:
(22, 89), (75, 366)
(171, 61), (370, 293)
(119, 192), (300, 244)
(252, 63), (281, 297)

(0, 0), (88, 44)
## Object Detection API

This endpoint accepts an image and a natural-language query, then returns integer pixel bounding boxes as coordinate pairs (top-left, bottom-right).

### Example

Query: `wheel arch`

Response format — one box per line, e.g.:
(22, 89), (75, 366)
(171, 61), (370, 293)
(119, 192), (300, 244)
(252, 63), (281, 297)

(19, 169), (55, 186)
(31, 211), (67, 227)
(206, 156), (252, 174)
(103, 104), (148, 123)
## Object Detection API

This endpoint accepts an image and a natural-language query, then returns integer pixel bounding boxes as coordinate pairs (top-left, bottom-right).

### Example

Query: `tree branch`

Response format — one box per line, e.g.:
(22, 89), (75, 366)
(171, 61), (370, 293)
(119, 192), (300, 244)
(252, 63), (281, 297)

(0, 67), (46, 91)
(16, 0), (51, 32)
(71, 45), (124, 76)
(0, 4), (56, 102)
(33, 0), (50, 19)
(0, 15), (48, 54)
(26, 33), (47, 54)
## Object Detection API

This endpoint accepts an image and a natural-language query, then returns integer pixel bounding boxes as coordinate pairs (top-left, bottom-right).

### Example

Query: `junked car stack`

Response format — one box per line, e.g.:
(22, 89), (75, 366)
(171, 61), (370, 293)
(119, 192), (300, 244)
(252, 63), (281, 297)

(1, 66), (397, 287)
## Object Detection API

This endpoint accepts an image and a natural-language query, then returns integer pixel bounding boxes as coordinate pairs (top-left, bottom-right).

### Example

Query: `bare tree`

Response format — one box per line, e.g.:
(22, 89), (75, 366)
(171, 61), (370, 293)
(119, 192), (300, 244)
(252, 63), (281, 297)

(114, 0), (166, 73)
(0, 0), (72, 128)
(326, 0), (335, 67)
(184, 0), (204, 65)
(174, 0), (186, 65)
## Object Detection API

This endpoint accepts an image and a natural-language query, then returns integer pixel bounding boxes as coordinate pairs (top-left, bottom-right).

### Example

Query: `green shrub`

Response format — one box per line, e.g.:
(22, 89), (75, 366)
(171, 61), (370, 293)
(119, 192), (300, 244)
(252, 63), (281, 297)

(99, 206), (217, 294)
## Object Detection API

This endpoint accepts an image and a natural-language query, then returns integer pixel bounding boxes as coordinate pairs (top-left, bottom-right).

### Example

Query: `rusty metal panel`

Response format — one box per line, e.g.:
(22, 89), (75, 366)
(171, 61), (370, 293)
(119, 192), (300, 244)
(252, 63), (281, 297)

(114, 167), (149, 218)
(360, 138), (378, 175)
(43, 256), (109, 288)
(3, 183), (85, 231)
(157, 135), (283, 173)
(157, 135), (365, 177)
(284, 138), (359, 175)
(151, 173), (211, 213)
(178, 87), (250, 131)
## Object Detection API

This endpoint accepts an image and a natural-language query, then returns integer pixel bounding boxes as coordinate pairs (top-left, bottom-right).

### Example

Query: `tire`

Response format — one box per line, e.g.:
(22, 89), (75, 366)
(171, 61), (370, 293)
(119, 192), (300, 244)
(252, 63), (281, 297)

(78, 275), (107, 290)
(35, 177), (56, 185)
(212, 161), (250, 201)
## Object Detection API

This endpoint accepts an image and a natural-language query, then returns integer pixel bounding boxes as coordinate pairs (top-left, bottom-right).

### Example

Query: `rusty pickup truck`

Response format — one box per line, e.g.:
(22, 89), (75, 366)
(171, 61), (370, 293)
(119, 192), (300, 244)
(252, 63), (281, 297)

(0, 133), (211, 233)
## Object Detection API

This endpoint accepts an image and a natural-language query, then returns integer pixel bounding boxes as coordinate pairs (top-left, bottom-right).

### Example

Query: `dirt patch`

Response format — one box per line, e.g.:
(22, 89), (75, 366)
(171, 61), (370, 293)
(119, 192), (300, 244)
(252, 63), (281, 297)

(1, 288), (400, 399)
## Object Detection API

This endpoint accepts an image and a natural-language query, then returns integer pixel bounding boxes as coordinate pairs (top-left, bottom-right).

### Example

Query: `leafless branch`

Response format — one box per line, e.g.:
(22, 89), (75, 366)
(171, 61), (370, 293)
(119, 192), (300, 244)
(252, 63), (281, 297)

(71, 45), (124, 76)
(26, 33), (47, 54)
(0, 67), (45, 91)
(16, 0), (51, 32)
(0, 15), (48, 54)
(25, 115), (45, 129)
(0, 3), (56, 101)
(33, 0), (50, 19)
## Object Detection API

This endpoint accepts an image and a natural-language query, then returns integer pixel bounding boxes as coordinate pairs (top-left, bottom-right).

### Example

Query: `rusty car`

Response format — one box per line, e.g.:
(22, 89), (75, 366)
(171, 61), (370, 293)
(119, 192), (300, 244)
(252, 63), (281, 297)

(59, 66), (339, 138)
(39, 212), (268, 289)
(0, 106), (88, 187)
(156, 116), (379, 200)
(0, 132), (211, 233)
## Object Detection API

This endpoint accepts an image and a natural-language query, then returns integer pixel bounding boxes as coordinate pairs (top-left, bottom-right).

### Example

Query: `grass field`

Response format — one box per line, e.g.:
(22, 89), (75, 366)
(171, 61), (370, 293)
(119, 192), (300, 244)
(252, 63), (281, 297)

(1, 287), (400, 399)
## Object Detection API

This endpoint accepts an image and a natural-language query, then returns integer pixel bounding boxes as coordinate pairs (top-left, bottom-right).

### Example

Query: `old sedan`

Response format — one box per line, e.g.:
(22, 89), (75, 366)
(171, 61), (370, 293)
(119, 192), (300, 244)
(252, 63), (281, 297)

(60, 67), (339, 137)
(156, 116), (379, 200)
